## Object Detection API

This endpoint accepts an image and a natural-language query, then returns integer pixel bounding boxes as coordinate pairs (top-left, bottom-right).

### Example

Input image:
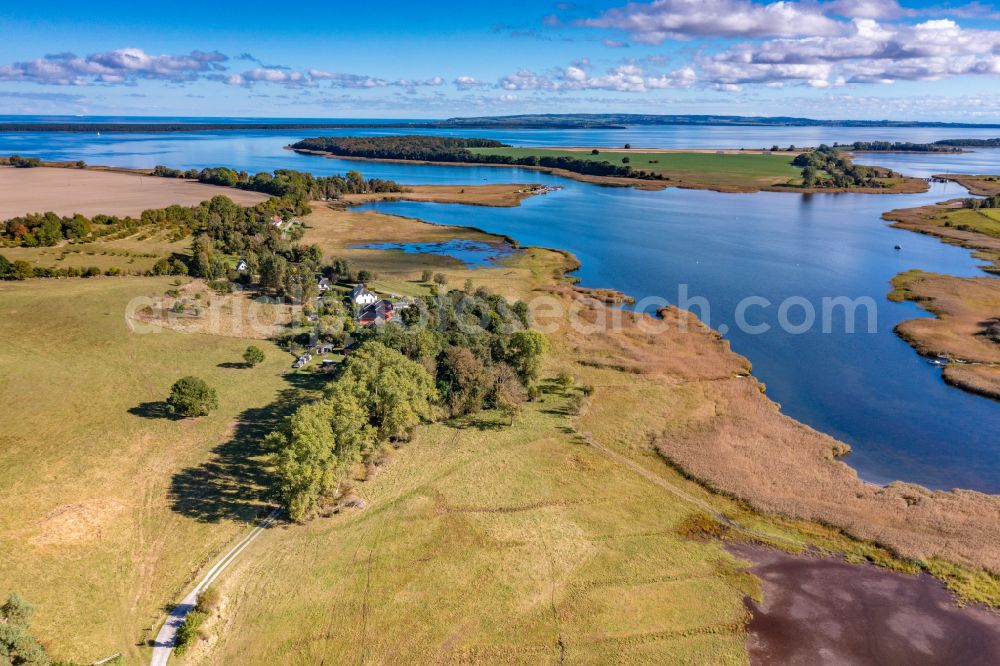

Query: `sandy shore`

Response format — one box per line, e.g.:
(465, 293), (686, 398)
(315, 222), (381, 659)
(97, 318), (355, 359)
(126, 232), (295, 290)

(0, 166), (268, 218)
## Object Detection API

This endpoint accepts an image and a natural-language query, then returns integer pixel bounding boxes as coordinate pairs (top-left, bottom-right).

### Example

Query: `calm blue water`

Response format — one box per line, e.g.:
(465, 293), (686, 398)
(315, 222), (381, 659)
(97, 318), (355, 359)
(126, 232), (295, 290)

(351, 240), (517, 268)
(1, 124), (998, 491)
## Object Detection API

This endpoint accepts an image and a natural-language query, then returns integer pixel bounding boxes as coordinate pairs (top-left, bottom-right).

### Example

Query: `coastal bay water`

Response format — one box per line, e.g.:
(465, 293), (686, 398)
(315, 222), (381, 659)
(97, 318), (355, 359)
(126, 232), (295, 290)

(1, 123), (998, 491)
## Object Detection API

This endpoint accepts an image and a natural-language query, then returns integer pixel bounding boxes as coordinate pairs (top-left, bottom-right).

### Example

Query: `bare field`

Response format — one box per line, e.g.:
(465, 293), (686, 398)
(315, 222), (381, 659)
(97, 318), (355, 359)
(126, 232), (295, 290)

(0, 166), (268, 218)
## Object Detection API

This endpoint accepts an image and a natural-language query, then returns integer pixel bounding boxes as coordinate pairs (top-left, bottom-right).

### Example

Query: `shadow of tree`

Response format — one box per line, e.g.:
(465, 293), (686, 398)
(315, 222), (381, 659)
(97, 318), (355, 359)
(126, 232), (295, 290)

(168, 372), (329, 523)
(217, 361), (249, 369)
(453, 416), (506, 432)
(128, 401), (183, 420)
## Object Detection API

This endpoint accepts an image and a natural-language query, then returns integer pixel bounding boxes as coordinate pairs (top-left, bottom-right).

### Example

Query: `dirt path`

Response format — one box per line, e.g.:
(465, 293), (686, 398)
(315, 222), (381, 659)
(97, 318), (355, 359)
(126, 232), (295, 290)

(150, 508), (279, 666)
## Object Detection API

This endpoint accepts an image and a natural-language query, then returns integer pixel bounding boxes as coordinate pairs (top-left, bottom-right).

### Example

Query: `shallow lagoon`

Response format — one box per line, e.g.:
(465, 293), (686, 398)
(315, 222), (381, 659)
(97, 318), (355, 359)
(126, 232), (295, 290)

(350, 239), (517, 268)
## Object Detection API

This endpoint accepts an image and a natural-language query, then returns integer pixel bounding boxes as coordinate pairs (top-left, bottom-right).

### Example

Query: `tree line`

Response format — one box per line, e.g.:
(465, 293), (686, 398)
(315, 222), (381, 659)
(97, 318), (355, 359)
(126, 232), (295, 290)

(269, 288), (547, 521)
(291, 135), (669, 182)
(152, 165), (404, 200)
(964, 194), (1000, 209)
(838, 141), (962, 153)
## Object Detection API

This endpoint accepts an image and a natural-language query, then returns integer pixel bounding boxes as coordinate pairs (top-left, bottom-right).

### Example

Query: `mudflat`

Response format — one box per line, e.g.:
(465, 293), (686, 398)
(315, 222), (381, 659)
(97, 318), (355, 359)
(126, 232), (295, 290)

(730, 544), (1000, 666)
(0, 166), (268, 218)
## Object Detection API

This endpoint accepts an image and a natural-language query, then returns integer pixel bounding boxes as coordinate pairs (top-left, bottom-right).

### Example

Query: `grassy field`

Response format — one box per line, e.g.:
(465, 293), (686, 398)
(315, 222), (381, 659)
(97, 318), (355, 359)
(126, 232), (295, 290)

(0, 277), (315, 662)
(938, 207), (1000, 238)
(468, 146), (802, 189)
(179, 203), (993, 664)
(5, 196), (998, 664)
(1, 233), (189, 273)
(191, 395), (755, 664)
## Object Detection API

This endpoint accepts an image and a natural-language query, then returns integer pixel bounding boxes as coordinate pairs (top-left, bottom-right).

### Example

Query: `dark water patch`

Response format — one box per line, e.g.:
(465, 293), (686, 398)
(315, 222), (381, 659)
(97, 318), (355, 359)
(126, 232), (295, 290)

(729, 544), (1000, 666)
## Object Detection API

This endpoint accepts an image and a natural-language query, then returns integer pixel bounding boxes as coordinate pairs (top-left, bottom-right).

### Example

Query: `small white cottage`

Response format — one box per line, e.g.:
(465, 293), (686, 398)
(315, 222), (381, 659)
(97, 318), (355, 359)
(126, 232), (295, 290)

(349, 284), (378, 306)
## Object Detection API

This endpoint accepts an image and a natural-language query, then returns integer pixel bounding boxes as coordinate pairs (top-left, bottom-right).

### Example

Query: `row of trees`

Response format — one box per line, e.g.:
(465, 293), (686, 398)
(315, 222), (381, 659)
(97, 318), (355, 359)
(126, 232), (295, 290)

(152, 165), (404, 200)
(291, 136), (668, 182)
(839, 141), (962, 153)
(0, 255), (108, 280)
(270, 289), (548, 521)
(964, 194), (1000, 209)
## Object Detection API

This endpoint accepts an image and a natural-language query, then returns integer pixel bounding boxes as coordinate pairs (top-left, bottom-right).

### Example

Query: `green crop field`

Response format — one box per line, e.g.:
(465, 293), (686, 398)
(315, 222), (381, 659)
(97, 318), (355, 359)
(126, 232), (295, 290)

(469, 147), (801, 188)
(939, 207), (1000, 238)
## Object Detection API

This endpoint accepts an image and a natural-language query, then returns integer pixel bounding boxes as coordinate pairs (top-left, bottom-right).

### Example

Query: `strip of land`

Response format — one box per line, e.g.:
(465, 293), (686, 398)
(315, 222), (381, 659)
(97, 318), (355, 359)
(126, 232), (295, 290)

(338, 183), (557, 208)
(292, 143), (928, 194)
(0, 166), (268, 218)
(882, 181), (1000, 399)
(889, 270), (1000, 400)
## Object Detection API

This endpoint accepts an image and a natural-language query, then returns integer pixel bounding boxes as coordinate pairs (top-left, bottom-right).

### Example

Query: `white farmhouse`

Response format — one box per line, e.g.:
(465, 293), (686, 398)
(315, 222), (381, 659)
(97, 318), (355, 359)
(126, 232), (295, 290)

(349, 284), (378, 306)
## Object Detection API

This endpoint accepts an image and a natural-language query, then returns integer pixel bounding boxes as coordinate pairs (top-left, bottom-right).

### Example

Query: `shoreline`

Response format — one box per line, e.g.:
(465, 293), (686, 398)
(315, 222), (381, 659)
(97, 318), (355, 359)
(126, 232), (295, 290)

(345, 194), (1000, 584)
(288, 147), (930, 195)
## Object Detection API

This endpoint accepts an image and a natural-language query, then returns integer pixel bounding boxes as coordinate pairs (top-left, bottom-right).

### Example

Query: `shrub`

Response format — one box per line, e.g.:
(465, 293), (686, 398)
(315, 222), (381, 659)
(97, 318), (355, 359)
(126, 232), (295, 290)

(173, 609), (208, 655)
(243, 345), (265, 367)
(8, 154), (41, 168)
(196, 587), (220, 613)
(166, 376), (219, 417)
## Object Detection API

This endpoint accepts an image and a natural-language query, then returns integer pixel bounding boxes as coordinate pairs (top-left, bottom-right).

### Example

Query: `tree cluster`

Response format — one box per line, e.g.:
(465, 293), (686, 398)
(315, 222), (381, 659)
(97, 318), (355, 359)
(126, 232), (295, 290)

(0, 592), (51, 665)
(964, 194), (1000, 209)
(838, 141), (961, 153)
(291, 136), (668, 181)
(5, 154), (41, 168)
(933, 138), (1000, 148)
(793, 149), (898, 189)
(357, 289), (543, 418)
(269, 290), (549, 521)
(268, 342), (437, 520)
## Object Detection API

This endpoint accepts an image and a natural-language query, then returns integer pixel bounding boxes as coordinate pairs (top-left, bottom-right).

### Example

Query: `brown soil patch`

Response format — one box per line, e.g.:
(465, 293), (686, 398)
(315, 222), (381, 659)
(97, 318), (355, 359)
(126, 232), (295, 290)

(0, 166), (268, 218)
(550, 291), (1000, 573)
(341, 183), (554, 208)
(729, 544), (1000, 666)
(30, 498), (127, 546)
(128, 281), (295, 339)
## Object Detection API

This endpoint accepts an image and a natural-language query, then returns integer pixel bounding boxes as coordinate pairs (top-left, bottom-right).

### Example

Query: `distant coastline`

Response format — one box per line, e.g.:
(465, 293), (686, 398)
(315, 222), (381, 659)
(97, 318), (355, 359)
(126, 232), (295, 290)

(4, 112), (1000, 132)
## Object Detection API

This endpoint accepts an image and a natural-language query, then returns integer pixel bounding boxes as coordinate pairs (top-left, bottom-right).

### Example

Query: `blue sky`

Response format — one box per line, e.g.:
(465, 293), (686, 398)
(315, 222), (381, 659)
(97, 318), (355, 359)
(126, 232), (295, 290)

(2, 0), (1000, 120)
